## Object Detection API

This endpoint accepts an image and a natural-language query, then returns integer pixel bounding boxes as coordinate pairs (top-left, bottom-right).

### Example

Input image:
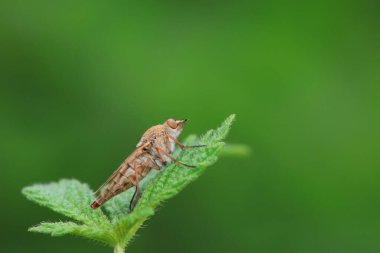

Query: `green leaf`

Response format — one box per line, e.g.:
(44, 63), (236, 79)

(22, 114), (237, 252)
(22, 179), (110, 226)
(29, 222), (116, 245)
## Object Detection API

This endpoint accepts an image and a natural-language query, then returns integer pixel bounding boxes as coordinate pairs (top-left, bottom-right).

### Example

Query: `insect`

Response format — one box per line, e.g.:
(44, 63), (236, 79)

(90, 118), (205, 211)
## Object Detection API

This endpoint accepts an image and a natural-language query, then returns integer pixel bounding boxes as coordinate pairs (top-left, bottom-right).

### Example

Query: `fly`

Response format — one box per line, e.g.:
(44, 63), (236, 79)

(90, 118), (205, 211)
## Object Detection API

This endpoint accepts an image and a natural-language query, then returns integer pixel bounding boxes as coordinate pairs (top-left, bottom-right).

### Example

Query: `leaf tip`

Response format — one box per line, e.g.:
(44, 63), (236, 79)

(225, 114), (236, 126)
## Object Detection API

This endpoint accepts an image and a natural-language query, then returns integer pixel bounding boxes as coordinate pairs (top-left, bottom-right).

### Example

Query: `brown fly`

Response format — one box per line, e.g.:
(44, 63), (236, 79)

(90, 118), (205, 211)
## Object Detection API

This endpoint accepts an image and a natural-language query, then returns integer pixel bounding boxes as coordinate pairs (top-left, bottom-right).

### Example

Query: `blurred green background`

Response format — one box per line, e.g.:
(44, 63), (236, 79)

(1, 0), (379, 252)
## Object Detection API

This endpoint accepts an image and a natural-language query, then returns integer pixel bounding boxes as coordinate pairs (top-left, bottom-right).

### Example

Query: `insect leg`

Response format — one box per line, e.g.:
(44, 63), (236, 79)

(149, 157), (163, 170)
(129, 173), (142, 211)
(155, 148), (168, 167)
(155, 146), (196, 168)
(166, 134), (206, 149)
(129, 186), (141, 211)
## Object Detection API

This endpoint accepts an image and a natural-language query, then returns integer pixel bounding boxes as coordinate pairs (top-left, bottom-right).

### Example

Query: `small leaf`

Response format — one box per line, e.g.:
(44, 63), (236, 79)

(29, 221), (115, 245)
(22, 179), (110, 226)
(220, 144), (251, 157)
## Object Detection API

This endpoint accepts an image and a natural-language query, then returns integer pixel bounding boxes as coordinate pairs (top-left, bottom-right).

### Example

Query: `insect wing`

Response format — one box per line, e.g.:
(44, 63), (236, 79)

(93, 163), (127, 196)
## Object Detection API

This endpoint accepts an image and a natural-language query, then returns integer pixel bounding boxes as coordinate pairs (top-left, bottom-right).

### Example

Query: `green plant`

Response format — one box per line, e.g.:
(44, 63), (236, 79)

(22, 115), (237, 253)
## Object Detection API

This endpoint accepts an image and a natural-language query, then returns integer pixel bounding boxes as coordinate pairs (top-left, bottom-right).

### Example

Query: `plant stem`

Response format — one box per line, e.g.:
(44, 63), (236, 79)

(114, 244), (125, 253)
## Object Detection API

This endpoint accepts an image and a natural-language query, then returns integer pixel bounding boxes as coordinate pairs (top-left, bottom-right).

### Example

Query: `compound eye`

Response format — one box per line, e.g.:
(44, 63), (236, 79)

(167, 118), (177, 129)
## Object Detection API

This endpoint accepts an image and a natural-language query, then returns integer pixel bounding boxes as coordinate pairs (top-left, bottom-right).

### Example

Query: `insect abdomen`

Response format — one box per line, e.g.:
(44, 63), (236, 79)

(90, 180), (134, 209)
(90, 201), (101, 209)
